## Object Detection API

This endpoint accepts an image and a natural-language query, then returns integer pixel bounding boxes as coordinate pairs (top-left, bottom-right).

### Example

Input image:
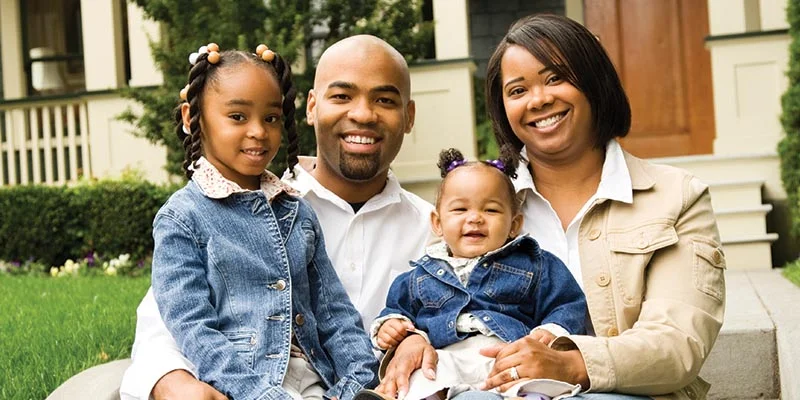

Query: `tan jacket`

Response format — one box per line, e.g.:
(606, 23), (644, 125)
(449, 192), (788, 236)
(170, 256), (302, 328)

(552, 152), (726, 399)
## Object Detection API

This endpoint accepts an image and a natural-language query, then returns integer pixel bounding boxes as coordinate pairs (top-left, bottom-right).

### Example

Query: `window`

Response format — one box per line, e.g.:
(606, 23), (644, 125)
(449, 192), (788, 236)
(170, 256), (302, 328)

(22, 0), (85, 96)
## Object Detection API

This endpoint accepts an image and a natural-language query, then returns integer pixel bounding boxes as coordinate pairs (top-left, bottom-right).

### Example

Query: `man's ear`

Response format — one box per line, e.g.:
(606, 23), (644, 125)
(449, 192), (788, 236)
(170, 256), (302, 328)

(306, 89), (317, 126)
(180, 103), (191, 130)
(430, 209), (444, 237)
(404, 99), (416, 134)
(510, 212), (524, 238)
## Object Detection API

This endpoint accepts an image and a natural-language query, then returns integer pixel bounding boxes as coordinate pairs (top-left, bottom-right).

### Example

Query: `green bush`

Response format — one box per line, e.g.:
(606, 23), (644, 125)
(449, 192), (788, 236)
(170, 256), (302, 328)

(0, 177), (176, 267)
(780, 0), (800, 240)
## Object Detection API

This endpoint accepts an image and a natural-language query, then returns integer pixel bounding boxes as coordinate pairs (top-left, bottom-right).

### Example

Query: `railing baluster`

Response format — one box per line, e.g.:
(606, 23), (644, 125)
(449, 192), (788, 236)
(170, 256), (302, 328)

(67, 103), (79, 181)
(79, 102), (91, 179)
(30, 107), (41, 184)
(54, 106), (65, 185)
(18, 108), (29, 185)
(0, 112), (7, 185)
(7, 110), (20, 185)
(42, 107), (54, 185)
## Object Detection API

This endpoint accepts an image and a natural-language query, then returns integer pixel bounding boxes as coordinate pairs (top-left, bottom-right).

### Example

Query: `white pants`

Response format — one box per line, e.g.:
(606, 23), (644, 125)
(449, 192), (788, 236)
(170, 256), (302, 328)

(282, 357), (325, 400)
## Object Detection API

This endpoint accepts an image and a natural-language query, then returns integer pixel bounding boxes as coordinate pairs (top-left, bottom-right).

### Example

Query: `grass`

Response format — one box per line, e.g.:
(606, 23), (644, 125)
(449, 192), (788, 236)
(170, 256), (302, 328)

(784, 259), (800, 287)
(0, 275), (150, 400)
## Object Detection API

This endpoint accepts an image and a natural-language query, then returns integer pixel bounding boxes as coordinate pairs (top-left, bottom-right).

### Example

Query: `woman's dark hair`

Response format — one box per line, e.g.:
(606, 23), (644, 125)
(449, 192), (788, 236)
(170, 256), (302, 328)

(485, 14), (631, 153)
(435, 145), (520, 214)
(176, 49), (298, 179)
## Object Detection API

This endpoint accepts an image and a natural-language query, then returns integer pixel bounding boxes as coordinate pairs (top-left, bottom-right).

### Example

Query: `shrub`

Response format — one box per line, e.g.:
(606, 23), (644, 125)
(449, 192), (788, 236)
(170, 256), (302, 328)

(0, 176), (176, 267)
(780, 0), (800, 240)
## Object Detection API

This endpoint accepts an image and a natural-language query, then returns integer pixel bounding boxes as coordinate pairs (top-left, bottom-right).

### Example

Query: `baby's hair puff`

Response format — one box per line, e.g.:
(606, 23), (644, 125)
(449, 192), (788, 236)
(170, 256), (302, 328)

(435, 144), (521, 213)
(175, 43), (299, 179)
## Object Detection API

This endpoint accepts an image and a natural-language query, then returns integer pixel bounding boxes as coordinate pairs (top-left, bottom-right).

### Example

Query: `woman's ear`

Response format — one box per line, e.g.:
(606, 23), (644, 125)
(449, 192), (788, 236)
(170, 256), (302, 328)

(509, 212), (524, 238)
(430, 210), (444, 237)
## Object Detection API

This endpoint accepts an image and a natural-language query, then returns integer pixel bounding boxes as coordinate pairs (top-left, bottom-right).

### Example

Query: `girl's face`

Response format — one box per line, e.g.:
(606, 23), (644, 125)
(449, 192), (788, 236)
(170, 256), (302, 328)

(183, 63), (282, 190)
(431, 166), (523, 259)
(500, 45), (594, 163)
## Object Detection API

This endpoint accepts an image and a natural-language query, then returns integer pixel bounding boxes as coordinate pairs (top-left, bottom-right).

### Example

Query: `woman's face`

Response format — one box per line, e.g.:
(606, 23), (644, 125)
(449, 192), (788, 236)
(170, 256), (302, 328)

(500, 45), (594, 163)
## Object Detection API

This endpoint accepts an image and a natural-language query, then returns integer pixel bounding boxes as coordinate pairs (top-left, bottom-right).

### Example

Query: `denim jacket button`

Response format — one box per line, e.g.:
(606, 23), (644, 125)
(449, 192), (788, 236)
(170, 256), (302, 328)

(595, 272), (610, 287)
(588, 229), (601, 240)
(436, 269), (445, 276)
(274, 279), (287, 291)
(295, 314), (305, 326)
(482, 316), (491, 321)
(448, 321), (454, 329)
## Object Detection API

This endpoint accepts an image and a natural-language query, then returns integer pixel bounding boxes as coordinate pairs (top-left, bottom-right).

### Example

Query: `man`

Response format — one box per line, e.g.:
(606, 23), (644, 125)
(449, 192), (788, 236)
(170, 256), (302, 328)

(118, 35), (436, 400)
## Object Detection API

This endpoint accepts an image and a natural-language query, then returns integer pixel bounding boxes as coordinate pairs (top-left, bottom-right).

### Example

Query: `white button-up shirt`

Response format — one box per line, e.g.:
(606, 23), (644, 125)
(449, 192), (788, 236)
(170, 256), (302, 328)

(120, 158), (433, 400)
(514, 140), (633, 288)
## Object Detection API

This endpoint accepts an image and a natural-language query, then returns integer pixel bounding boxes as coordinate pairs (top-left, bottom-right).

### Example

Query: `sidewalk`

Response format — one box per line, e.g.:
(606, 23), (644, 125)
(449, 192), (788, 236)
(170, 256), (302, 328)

(701, 269), (800, 400)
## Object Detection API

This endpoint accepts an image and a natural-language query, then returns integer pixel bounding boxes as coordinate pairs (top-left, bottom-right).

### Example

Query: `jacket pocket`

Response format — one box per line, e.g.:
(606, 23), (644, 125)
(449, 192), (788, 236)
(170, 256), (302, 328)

(222, 330), (257, 368)
(415, 274), (455, 308)
(608, 221), (679, 306)
(692, 239), (726, 302)
(483, 262), (533, 303)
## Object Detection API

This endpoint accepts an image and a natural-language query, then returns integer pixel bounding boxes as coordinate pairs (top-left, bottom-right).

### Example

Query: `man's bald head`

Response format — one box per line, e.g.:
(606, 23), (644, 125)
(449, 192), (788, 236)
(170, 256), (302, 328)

(314, 35), (411, 99)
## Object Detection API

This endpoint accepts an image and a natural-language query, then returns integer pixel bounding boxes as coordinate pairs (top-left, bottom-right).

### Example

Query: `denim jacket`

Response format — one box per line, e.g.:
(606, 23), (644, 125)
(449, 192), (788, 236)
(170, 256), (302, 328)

(380, 235), (588, 348)
(151, 181), (378, 400)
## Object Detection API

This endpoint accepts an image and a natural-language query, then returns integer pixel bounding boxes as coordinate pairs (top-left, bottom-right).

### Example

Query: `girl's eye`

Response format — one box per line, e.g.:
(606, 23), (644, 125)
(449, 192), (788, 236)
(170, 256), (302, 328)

(230, 114), (245, 122)
(265, 115), (280, 123)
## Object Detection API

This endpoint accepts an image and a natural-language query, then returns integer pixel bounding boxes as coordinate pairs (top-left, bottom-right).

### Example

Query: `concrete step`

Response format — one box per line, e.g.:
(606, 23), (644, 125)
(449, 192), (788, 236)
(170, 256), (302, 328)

(707, 179), (765, 210)
(715, 204), (773, 237)
(721, 234), (778, 271)
(702, 271), (779, 399)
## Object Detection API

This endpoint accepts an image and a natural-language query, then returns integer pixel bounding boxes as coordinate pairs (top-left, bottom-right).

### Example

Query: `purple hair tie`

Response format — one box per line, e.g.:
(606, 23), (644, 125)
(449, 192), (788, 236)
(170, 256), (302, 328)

(446, 159), (467, 173)
(484, 159), (505, 171)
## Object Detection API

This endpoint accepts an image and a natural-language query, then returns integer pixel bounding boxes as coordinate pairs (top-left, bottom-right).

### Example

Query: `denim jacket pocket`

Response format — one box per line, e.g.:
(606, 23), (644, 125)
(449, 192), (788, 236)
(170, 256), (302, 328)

(415, 274), (455, 308)
(483, 262), (534, 303)
(608, 222), (678, 306)
(692, 239), (726, 303)
(222, 330), (257, 368)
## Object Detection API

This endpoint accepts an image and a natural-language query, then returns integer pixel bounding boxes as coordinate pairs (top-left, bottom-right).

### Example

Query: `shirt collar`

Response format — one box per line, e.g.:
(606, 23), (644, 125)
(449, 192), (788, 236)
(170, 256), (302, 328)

(513, 140), (633, 204)
(192, 157), (298, 200)
(282, 156), (405, 213)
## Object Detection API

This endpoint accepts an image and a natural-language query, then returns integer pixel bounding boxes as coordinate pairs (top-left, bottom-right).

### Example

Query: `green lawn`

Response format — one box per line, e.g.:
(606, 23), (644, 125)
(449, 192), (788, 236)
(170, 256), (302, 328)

(784, 259), (800, 287)
(0, 275), (150, 400)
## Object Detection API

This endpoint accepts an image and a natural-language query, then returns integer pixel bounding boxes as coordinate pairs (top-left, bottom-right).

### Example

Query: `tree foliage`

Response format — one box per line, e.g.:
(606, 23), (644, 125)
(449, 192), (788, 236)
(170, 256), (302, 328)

(780, 0), (800, 240)
(121, 0), (433, 177)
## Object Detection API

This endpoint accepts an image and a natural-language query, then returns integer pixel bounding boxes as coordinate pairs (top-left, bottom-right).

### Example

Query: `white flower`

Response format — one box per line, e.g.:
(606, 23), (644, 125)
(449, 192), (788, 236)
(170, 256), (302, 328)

(119, 254), (131, 263)
(105, 266), (117, 276)
(50, 267), (59, 277)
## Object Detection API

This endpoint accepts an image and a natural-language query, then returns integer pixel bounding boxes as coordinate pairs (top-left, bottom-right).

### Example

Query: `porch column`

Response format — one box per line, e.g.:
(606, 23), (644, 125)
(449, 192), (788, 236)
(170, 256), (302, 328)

(80, 0), (125, 90)
(432, 0), (470, 60)
(126, 2), (163, 87)
(707, 0), (762, 34)
(0, 0), (26, 99)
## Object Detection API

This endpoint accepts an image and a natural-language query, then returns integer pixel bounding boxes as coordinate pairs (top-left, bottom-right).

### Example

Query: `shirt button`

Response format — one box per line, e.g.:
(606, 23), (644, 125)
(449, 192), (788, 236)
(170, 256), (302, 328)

(295, 314), (305, 326)
(588, 229), (601, 240)
(607, 327), (619, 337)
(349, 262), (356, 271)
(637, 238), (648, 249)
(596, 272), (610, 287)
(274, 279), (286, 291)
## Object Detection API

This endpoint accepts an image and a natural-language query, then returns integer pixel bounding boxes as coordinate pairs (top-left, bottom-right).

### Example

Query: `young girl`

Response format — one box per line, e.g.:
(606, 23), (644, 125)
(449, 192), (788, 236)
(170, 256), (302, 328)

(359, 148), (587, 400)
(151, 43), (377, 400)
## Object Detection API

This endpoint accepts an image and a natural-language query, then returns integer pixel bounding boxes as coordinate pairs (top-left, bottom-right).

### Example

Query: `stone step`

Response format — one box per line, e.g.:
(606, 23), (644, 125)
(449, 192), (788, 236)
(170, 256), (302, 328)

(715, 204), (773, 237)
(707, 179), (765, 210)
(720, 234), (778, 270)
(702, 271), (779, 399)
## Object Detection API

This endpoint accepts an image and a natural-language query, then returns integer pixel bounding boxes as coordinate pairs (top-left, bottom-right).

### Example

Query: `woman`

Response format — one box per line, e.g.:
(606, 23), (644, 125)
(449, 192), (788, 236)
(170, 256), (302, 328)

(379, 14), (725, 400)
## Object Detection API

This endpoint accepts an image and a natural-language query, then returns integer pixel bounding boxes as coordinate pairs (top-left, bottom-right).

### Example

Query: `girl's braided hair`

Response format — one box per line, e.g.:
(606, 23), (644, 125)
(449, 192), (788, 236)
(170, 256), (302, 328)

(434, 144), (521, 213)
(175, 47), (299, 179)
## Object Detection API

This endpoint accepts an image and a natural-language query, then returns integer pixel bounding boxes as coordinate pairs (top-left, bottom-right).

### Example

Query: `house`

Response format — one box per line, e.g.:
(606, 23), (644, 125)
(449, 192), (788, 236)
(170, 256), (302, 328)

(0, 0), (793, 269)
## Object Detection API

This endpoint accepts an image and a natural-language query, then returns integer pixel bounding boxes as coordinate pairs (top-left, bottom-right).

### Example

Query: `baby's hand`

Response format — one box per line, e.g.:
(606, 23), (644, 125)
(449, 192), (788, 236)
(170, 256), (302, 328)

(528, 329), (556, 345)
(376, 319), (414, 350)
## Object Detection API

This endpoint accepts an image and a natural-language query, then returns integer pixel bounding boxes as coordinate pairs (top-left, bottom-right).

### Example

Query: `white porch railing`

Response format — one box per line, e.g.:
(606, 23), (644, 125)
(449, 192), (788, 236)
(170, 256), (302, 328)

(0, 97), (91, 186)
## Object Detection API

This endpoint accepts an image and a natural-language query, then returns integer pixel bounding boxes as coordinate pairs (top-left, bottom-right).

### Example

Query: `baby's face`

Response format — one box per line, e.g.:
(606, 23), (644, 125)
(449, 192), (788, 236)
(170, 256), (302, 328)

(432, 166), (521, 258)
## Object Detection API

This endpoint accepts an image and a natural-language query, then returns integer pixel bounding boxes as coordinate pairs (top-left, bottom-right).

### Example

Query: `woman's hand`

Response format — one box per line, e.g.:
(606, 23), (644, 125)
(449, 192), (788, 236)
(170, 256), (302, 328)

(479, 335), (589, 392)
(152, 369), (228, 400)
(376, 334), (438, 399)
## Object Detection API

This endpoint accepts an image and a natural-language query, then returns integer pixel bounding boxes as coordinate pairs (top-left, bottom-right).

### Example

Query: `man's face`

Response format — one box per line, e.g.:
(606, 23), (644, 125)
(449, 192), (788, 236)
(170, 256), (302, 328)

(306, 47), (415, 182)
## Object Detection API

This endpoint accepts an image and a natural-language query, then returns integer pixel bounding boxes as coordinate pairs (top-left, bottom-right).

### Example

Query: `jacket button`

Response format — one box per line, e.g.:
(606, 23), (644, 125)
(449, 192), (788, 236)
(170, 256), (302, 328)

(595, 273), (610, 287)
(607, 327), (619, 337)
(588, 229), (601, 240)
(448, 321), (454, 329)
(295, 314), (305, 326)
(637, 238), (648, 249)
(712, 249), (723, 264)
(482, 316), (491, 321)
(436, 269), (445, 276)
(274, 279), (287, 291)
